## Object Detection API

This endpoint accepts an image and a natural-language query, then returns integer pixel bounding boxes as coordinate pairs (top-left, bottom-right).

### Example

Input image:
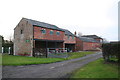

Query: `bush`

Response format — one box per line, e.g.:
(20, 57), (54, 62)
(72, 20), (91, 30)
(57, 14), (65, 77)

(102, 42), (119, 62)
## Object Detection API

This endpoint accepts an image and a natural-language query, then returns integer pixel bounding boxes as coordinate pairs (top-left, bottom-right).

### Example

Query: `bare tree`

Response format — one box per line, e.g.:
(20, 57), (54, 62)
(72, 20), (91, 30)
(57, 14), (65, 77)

(78, 32), (83, 37)
(9, 34), (13, 42)
(103, 38), (109, 43)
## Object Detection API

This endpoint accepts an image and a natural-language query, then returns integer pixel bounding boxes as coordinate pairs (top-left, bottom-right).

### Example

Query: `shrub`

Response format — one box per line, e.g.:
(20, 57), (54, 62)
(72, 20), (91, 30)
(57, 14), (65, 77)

(102, 42), (119, 62)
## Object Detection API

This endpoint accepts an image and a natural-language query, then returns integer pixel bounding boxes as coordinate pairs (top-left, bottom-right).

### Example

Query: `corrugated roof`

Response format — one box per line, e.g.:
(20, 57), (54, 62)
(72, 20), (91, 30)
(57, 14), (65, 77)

(82, 35), (102, 39)
(79, 37), (100, 43)
(24, 18), (64, 31)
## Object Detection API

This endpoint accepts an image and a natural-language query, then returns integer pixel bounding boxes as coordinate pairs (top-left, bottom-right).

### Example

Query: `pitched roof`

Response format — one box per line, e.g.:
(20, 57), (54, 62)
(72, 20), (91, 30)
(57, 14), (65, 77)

(79, 37), (100, 43)
(82, 35), (102, 39)
(24, 18), (64, 31)
(61, 29), (75, 36)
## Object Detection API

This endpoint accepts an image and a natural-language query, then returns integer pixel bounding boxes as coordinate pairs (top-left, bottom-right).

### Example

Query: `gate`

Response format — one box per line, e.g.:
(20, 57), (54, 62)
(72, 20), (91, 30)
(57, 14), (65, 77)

(47, 48), (68, 58)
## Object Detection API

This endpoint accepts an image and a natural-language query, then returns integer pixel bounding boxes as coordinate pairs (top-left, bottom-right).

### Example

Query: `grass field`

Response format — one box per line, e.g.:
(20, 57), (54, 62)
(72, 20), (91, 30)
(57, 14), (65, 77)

(70, 58), (118, 78)
(2, 51), (95, 66)
(0, 53), (2, 65)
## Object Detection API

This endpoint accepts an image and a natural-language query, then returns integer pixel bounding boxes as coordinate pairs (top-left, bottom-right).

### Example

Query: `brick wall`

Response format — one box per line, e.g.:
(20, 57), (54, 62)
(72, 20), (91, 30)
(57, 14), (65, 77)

(75, 37), (101, 51)
(83, 42), (92, 51)
(75, 37), (83, 51)
(14, 18), (33, 56)
(34, 26), (64, 41)
(64, 35), (76, 44)
(83, 42), (101, 51)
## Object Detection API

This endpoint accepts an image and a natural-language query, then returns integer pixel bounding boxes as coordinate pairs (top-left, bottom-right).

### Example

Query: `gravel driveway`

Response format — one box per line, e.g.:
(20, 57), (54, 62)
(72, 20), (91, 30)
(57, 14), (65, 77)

(2, 52), (102, 78)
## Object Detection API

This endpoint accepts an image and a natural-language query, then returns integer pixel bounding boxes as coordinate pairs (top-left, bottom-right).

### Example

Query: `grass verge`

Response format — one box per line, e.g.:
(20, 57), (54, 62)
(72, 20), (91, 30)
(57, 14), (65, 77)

(2, 54), (65, 66)
(2, 51), (95, 66)
(70, 58), (118, 78)
(67, 51), (94, 60)
(0, 53), (1, 65)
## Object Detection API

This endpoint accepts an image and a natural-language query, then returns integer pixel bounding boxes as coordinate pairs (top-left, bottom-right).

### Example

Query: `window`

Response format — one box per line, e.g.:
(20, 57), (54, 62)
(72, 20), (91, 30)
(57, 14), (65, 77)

(21, 30), (23, 34)
(50, 30), (54, 35)
(56, 31), (60, 35)
(72, 36), (74, 39)
(41, 29), (46, 34)
(68, 35), (70, 39)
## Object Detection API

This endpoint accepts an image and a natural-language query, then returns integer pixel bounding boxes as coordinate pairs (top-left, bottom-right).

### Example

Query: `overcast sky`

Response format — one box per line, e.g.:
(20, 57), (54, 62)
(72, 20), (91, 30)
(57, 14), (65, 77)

(0, 0), (119, 41)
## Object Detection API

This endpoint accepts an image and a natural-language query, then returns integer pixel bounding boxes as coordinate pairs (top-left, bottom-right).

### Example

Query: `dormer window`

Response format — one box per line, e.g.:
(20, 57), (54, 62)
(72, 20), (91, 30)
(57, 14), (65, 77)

(68, 35), (70, 39)
(41, 29), (46, 34)
(50, 30), (54, 35)
(56, 31), (60, 35)
(72, 36), (74, 39)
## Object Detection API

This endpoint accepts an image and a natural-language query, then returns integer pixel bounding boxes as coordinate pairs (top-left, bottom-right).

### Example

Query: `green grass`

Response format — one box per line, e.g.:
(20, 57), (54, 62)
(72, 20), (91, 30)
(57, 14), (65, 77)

(2, 51), (95, 66)
(67, 51), (94, 60)
(0, 53), (2, 65)
(2, 54), (65, 66)
(70, 58), (118, 78)
(109, 57), (119, 62)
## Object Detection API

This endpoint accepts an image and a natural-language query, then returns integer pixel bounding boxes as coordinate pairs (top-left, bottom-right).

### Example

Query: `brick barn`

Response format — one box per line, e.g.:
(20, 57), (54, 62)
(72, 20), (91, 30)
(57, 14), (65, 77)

(14, 18), (103, 57)
(75, 36), (101, 51)
(62, 29), (76, 52)
(82, 35), (103, 43)
(14, 18), (76, 57)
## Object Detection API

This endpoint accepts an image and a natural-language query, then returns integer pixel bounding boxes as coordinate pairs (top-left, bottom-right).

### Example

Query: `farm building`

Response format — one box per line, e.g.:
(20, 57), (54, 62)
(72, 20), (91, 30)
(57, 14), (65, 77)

(14, 18), (102, 57)
(75, 36), (101, 51)
(14, 18), (76, 57)
(82, 35), (103, 43)
(62, 29), (76, 52)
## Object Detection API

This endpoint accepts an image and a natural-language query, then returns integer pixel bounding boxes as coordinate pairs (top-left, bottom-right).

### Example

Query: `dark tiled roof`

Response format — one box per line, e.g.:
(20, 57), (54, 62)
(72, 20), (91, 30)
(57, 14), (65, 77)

(24, 18), (64, 31)
(61, 29), (75, 36)
(82, 35), (102, 39)
(79, 37), (100, 43)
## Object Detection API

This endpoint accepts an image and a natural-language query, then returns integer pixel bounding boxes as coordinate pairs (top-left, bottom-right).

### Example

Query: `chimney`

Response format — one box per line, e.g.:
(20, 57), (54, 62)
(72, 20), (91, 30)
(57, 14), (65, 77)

(74, 31), (77, 35)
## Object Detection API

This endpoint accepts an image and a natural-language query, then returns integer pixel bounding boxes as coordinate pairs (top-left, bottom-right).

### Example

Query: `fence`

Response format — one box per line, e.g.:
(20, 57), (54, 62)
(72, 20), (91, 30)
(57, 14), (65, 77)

(47, 48), (68, 58)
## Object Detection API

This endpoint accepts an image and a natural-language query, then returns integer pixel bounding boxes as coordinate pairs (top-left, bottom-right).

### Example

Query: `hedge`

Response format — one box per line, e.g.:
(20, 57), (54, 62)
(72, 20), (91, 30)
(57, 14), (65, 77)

(102, 42), (119, 62)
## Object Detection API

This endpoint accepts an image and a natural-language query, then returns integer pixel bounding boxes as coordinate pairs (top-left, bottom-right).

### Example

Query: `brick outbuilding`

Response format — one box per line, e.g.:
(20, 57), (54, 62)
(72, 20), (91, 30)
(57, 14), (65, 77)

(14, 18), (102, 57)
(14, 18), (76, 57)
(82, 35), (103, 43)
(75, 36), (102, 51)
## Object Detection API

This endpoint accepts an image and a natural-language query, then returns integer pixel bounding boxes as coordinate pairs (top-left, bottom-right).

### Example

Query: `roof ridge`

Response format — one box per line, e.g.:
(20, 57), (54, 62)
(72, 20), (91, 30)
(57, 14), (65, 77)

(22, 18), (64, 31)
(24, 18), (57, 27)
(79, 36), (99, 43)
